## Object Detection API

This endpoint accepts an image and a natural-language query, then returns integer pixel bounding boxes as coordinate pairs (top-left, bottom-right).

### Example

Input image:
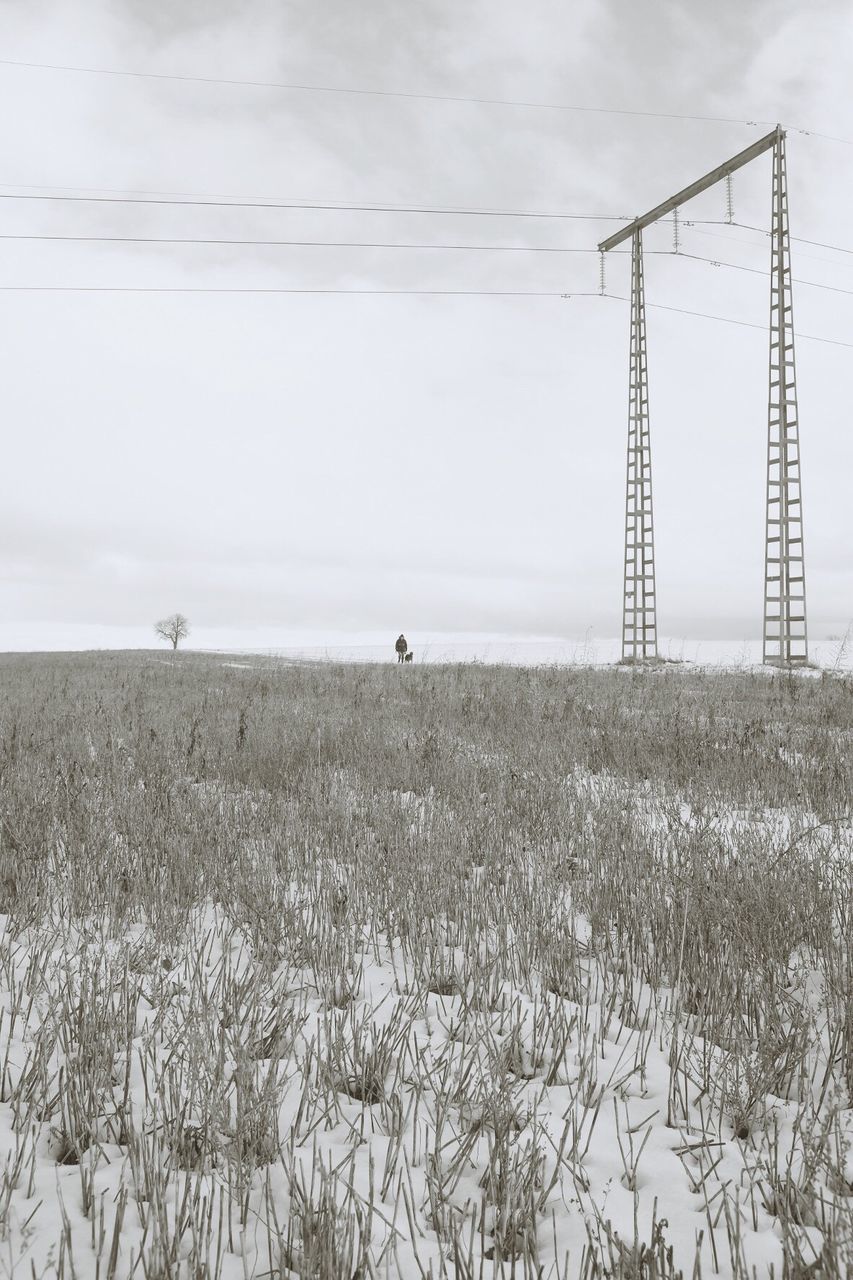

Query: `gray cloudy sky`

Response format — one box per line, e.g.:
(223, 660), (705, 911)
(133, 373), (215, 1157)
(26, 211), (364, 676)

(1, 0), (851, 644)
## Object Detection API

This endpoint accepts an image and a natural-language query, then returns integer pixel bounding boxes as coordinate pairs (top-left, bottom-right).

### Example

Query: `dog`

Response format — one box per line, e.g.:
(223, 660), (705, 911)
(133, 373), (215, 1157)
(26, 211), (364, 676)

(404, 651), (414, 663)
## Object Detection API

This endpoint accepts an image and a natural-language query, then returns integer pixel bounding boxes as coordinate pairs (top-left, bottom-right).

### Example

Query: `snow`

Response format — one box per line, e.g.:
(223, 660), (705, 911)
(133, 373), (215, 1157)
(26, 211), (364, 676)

(1, 840), (850, 1278)
(0, 654), (849, 1276)
(1, 624), (850, 670)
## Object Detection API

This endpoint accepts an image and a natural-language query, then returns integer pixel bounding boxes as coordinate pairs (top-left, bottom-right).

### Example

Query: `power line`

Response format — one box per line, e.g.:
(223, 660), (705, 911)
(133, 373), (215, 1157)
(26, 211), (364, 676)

(9, 233), (853, 296)
(686, 218), (853, 258)
(655, 245), (853, 295)
(3, 181), (852, 257)
(0, 191), (626, 221)
(0, 285), (582, 297)
(0, 179), (632, 220)
(0, 232), (607, 254)
(602, 292), (853, 347)
(786, 233), (853, 257)
(0, 280), (849, 346)
(608, 214), (853, 263)
(686, 225), (844, 270)
(4, 55), (852, 147)
(618, 215), (853, 268)
(0, 57), (777, 128)
(8, 188), (853, 261)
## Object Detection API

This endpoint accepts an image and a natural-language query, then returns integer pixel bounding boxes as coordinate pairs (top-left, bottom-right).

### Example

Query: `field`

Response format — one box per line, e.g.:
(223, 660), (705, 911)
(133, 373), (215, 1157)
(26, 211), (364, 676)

(0, 651), (851, 1279)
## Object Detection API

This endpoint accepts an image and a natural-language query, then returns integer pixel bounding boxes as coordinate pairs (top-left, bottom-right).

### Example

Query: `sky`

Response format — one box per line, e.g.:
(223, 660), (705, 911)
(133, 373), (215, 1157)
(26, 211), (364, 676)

(0, 0), (851, 648)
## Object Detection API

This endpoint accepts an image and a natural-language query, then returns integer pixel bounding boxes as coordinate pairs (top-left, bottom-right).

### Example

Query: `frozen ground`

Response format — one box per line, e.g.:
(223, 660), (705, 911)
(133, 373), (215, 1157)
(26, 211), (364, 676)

(0, 624), (850, 670)
(0, 654), (849, 1278)
(212, 636), (851, 671)
(1, 775), (850, 1280)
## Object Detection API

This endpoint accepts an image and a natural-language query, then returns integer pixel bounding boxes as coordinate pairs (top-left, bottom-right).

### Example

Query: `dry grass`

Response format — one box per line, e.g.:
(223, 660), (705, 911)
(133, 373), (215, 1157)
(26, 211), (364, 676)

(0, 649), (850, 1278)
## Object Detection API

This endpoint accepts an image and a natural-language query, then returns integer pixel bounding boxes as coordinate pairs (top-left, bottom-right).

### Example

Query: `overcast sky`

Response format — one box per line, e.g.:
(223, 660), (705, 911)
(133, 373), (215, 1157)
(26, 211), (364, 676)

(0, 0), (851, 646)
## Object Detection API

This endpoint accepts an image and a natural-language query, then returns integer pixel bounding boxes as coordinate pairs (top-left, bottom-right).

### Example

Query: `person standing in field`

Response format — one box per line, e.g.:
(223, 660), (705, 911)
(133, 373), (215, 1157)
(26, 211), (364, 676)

(395, 634), (408, 663)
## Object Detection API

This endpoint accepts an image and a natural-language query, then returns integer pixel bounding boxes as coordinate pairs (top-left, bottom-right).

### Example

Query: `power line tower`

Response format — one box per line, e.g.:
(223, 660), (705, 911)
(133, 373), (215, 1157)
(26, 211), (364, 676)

(764, 130), (808, 665)
(622, 230), (657, 661)
(599, 126), (808, 666)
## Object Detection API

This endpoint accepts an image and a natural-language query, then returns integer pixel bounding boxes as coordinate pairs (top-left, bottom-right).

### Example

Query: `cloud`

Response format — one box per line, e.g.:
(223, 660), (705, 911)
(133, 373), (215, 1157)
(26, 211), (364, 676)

(0, 0), (849, 643)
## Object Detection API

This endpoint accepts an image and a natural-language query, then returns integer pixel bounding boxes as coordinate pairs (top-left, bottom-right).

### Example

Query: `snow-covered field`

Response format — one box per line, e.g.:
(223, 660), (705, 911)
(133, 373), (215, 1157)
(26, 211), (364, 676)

(1, 624), (851, 672)
(213, 636), (852, 672)
(0, 653), (850, 1278)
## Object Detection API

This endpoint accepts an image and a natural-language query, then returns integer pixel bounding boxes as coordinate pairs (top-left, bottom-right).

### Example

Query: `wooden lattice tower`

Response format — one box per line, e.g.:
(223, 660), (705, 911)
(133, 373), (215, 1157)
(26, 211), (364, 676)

(764, 130), (808, 665)
(622, 229), (657, 661)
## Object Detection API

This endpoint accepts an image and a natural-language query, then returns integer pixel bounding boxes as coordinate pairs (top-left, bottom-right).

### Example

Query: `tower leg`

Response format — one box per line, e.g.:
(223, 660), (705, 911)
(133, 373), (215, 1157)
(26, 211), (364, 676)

(622, 229), (658, 662)
(764, 131), (808, 667)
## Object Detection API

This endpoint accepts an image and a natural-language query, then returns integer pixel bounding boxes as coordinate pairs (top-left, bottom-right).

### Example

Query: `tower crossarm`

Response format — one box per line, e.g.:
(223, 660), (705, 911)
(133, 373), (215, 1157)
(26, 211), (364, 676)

(598, 126), (781, 253)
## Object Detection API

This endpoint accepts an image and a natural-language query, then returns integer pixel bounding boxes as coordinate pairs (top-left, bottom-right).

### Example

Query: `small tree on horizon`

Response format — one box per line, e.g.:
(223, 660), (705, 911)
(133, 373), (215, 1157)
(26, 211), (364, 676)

(155, 613), (190, 650)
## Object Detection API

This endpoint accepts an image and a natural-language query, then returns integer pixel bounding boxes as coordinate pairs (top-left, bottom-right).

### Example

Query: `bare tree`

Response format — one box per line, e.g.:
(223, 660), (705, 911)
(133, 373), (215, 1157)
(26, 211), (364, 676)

(155, 613), (190, 650)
